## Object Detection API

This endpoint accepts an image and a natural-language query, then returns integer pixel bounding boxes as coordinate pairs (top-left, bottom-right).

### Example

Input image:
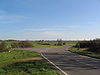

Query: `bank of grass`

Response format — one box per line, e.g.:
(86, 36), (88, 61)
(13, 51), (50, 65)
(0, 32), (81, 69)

(33, 44), (59, 48)
(0, 50), (39, 66)
(65, 41), (78, 46)
(31, 41), (62, 48)
(6, 41), (60, 48)
(0, 50), (59, 75)
(69, 47), (100, 59)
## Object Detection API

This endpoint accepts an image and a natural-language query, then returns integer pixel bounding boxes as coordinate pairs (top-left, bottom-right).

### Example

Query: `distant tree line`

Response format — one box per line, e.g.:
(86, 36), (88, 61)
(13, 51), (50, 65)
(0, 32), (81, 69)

(37, 39), (66, 46)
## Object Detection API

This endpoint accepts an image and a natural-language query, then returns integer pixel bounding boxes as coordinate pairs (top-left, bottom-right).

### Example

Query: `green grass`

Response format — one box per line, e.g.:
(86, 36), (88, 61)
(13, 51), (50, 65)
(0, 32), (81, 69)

(0, 60), (59, 75)
(5, 41), (78, 48)
(31, 41), (78, 48)
(33, 44), (58, 48)
(69, 47), (100, 59)
(5, 41), (60, 48)
(31, 41), (61, 48)
(0, 50), (59, 75)
(0, 50), (40, 66)
(65, 41), (78, 46)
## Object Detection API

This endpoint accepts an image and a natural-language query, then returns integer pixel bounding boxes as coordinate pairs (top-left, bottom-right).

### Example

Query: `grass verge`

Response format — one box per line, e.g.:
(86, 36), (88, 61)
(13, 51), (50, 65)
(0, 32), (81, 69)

(65, 41), (78, 47)
(69, 47), (100, 59)
(0, 50), (59, 75)
(0, 50), (39, 66)
(33, 44), (59, 48)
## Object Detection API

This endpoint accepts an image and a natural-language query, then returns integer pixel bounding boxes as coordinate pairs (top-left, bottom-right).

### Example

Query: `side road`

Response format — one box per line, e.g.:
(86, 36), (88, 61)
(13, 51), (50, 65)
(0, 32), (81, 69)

(16, 46), (100, 75)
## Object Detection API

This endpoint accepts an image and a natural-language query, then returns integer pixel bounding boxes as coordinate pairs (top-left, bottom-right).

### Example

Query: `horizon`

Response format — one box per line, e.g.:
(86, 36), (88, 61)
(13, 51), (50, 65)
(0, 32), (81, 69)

(0, 0), (100, 40)
(0, 38), (97, 41)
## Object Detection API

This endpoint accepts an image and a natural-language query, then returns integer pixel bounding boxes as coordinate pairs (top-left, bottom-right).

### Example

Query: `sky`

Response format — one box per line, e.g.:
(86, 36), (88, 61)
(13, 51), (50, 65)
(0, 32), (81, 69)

(0, 0), (100, 40)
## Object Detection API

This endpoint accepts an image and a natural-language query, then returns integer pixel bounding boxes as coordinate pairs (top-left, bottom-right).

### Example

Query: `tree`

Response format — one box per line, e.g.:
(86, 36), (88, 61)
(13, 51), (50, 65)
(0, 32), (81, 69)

(57, 39), (63, 46)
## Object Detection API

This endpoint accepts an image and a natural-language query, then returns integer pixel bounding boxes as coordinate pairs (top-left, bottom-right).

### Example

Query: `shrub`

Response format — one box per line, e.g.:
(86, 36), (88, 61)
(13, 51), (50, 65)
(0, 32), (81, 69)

(57, 39), (63, 46)
(75, 41), (93, 48)
(57, 43), (63, 46)
(18, 41), (33, 48)
(11, 41), (33, 48)
(11, 42), (19, 48)
(0, 41), (11, 52)
(54, 44), (57, 46)
(63, 42), (66, 45)
(75, 39), (100, 53)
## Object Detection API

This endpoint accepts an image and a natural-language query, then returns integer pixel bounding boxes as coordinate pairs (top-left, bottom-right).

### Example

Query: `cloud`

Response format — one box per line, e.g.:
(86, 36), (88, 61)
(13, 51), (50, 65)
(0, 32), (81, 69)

(0, 10), (28, 24)
(42, 31), (63, 37)
(12, 28), (65, 40)
(22, 27), (74, 32)
(0, 15), (28, 23)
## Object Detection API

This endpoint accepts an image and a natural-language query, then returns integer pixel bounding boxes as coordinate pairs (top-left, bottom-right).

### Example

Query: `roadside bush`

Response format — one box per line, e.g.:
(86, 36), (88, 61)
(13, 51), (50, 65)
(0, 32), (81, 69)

(0, 41), (11, 52)
(11, 41), (33, 48)
(18, 41), (33, 48)
(11, 42), (19, 48)
(88, 40), (100, 53)
(54, 44), (57, 46)
(57, 43), (63, 46)
(75, 39), (100, 53)
(56, 39), (63, 46)
(63, 42), (66, 45)
(75, 41), (91, 48)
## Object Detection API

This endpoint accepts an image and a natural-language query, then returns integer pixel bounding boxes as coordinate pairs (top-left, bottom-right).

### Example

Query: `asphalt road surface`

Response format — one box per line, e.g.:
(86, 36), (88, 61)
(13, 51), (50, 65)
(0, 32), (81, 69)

(19, 46), (100, 75)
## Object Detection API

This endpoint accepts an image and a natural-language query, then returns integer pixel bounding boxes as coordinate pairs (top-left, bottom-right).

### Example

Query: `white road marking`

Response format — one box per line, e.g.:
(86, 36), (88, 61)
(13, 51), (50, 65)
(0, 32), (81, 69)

(41, 53), (69, 75)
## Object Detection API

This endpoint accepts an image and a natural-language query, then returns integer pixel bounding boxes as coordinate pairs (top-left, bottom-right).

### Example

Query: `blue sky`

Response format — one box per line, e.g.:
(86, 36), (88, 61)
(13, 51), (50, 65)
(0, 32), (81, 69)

(0, 0), (100, 40)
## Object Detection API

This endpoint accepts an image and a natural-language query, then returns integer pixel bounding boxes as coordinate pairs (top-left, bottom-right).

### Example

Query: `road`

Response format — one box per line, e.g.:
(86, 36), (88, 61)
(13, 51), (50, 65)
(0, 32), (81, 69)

(19, 46), (100, 75)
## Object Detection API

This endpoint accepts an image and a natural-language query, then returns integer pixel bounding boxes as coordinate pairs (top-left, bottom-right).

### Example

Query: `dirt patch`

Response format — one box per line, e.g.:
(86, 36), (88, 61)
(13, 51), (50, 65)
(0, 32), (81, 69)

(16, 57), (42, 62)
